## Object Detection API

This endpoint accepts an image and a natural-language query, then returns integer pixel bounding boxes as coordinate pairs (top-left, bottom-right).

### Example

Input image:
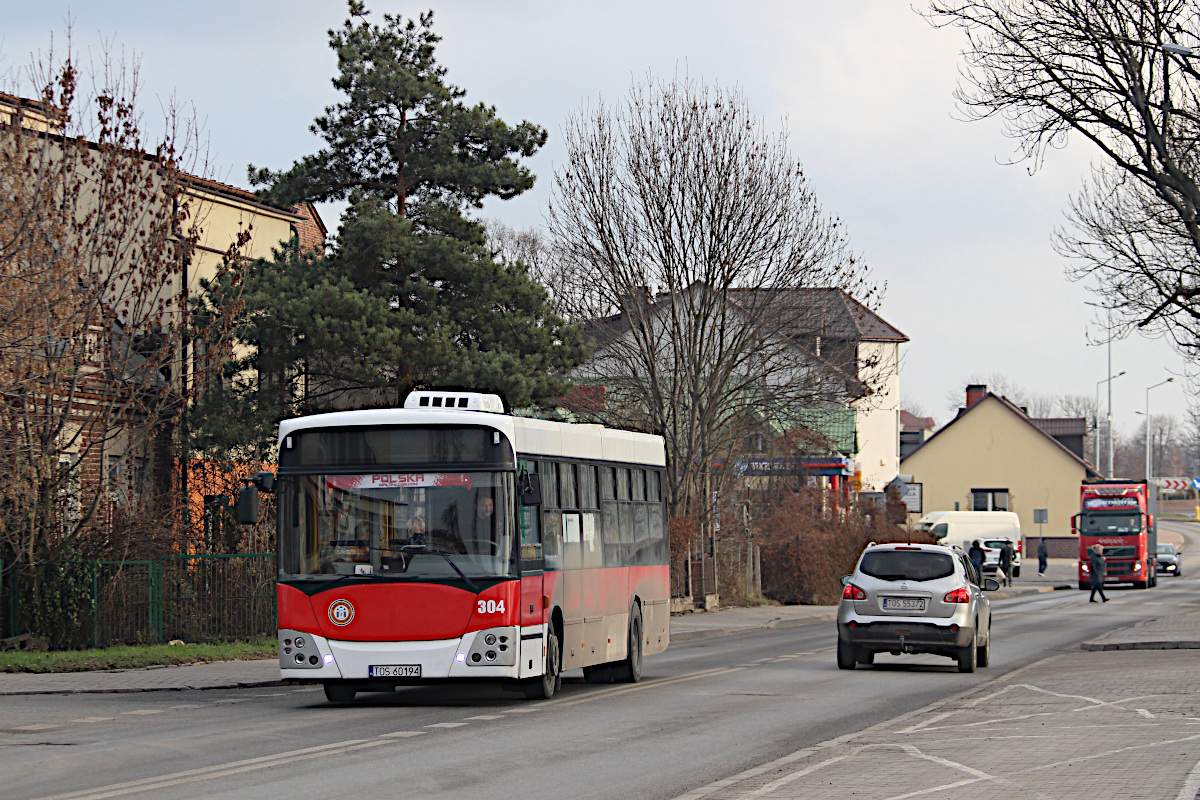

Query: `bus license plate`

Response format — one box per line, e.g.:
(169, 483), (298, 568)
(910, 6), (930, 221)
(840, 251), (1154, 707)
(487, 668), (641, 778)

(369, 665), (421, 678)
(882, 597), (925, 612)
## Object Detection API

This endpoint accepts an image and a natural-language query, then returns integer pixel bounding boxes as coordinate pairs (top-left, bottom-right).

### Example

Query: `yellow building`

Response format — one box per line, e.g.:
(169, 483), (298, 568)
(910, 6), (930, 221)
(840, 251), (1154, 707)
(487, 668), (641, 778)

(901, 389), (1099, 556)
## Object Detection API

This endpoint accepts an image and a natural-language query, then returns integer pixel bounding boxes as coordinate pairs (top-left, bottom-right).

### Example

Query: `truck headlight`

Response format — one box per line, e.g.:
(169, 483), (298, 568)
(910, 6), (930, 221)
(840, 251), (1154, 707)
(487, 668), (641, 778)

(1134, 561), (1142, 572)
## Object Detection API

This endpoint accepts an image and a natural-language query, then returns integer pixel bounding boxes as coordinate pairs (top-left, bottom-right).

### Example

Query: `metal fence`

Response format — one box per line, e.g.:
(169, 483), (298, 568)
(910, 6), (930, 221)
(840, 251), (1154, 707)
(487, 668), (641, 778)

(4, 553), (276, 649)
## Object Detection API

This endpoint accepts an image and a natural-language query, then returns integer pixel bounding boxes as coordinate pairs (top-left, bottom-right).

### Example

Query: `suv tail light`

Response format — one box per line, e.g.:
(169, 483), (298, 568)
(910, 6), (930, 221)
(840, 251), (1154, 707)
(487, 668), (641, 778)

(943, 587), (970, 604)
(842, 583), (866, 600)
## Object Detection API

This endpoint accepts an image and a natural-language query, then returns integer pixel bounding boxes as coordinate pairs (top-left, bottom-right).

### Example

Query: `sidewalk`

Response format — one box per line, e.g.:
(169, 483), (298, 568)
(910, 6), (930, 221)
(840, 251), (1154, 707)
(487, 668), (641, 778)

(672, 605), (1200, 800)
(0, 659), (280, 696)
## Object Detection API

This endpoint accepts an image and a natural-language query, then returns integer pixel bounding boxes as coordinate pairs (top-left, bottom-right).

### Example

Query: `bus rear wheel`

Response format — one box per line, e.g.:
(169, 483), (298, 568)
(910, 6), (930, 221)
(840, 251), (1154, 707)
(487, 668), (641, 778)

(323, 682), (356, 703)
(612, 605), (644, 683)
(523, 629), (561, 700)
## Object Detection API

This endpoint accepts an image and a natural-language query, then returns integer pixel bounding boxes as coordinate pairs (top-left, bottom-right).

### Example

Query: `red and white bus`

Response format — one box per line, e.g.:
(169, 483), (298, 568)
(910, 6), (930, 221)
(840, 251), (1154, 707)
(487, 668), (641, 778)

(244, 390), (670, 702)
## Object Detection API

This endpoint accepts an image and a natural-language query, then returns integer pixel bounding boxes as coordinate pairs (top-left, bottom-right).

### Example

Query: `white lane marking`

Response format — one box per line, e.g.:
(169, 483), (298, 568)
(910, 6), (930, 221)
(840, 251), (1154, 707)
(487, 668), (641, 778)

(425, 722), (467, 729)
(1016, 732), (1200, 776)
(69, 717), (113, 724)
(169, 705), (200, 709)
(465, 715), (504, 720)
(121, 710), (164, 716)
(880, 778), (984, 800)
(380, 731), (425, 738)
(556, 667), (744, 708)
(730, 753), (852, 799)
(252, 693), (287, 697)
(897, 710), (959, 733)
(29, 738), (382, 800)
(502, 707), (540, 713)
(1176, 755), (1200, 800)
(13, 724), (59, 731)
(1138, 708), (1156, 719)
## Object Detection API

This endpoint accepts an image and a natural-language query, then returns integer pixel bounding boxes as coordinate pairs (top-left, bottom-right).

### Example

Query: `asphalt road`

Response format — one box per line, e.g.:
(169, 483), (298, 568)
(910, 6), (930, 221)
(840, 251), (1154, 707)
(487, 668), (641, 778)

(4, 528), (1198, 800)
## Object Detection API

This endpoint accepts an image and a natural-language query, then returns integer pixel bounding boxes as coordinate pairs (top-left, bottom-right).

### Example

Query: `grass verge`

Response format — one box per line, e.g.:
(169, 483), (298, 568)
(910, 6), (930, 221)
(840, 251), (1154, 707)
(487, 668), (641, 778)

(0, 637), (277, 673)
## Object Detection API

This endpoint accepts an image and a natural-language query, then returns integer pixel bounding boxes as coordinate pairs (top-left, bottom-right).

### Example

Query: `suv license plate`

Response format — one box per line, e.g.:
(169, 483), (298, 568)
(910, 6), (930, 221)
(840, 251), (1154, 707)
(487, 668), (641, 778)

(369, 665), (421, 678)
(882, 597), (926, 612)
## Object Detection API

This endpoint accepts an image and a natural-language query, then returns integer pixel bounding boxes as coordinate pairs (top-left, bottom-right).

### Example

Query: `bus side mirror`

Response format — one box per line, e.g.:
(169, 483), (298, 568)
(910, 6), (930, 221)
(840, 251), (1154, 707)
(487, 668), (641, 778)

(255, 471), (276, 493)
(1071, 513), (1080, 534)
(519, 473), (543, 507)
(1148, 514), (1154, 528)
(236, 485), (260, 525)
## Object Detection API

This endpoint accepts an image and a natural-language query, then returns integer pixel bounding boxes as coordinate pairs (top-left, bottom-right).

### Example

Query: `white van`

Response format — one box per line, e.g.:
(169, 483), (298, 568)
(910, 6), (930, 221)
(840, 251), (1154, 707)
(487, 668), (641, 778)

(914, 511), (1023, 577)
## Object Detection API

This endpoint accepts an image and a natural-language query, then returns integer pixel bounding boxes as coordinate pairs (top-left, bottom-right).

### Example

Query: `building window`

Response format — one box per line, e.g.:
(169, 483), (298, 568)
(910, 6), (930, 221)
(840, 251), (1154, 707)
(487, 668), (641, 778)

(971, 489), (1010, 512)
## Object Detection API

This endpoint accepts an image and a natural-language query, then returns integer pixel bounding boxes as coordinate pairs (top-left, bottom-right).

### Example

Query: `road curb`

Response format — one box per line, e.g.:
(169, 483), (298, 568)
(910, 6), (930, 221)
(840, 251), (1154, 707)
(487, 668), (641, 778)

(671, 613), (839, 643)
(1080, 640), (1200, 651)
(0, 679), (285, 696)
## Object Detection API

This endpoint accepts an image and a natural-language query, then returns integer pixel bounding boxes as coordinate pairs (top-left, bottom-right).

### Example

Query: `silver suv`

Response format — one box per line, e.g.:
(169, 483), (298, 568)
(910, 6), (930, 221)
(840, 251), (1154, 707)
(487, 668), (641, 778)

(837, 543), (999, 673)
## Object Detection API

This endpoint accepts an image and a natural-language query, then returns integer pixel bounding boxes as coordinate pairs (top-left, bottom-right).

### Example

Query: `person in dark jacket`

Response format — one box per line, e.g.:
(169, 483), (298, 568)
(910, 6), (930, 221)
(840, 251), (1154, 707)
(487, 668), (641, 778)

(967, 540), (985, 581)
(998, 542), (1014, 587)
(1088, 543), (1109, 602)
(1037, 539), (1049, 575)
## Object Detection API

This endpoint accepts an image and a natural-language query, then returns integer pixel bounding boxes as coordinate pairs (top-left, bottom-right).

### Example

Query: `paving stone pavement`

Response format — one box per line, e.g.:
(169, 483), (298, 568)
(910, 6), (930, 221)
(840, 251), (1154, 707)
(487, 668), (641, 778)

(676, 647), (1200, 800)
(1081, 606), (1200, 650)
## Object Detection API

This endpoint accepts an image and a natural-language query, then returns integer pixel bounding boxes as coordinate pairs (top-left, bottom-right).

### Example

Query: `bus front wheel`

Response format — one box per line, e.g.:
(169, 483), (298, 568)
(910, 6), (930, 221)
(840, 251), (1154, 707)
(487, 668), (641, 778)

(524, 629), (561, 700)
(323, 682), (356, 703)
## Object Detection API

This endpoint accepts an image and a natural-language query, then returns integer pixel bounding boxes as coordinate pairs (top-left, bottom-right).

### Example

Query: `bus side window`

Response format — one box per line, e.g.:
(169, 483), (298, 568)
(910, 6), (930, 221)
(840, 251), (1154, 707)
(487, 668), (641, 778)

(647, 470), (660, 503)
(560, 463), (578, 509)
(542, 510), (563, 570)
(632, 502), (650, 565)
(633, 469), (646, 502)
(616, 468), (630, 501)
(579, 465), (598, 509)
(601, 498), (621, 566)
(648, 502), (667, 564)
(582, 512), (602, 569)
(600, 467), (616, 501)
(542, 462), (559, 509)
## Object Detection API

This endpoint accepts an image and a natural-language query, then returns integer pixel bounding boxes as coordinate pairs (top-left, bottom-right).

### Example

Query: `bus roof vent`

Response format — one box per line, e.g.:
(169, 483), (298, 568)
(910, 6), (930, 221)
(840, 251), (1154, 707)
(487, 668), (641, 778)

(403, 391), (505, 414)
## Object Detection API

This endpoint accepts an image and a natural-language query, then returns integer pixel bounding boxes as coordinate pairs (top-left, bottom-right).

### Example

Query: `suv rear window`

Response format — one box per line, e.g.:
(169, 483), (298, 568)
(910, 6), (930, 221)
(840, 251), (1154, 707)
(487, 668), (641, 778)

(859, 550), (955, 582)
(983, 540), (1010, 549)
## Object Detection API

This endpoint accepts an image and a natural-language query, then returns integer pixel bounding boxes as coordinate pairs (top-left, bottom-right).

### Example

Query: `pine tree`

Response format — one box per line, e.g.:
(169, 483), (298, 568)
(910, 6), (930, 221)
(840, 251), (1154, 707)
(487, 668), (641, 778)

(194, 5), (583, 457)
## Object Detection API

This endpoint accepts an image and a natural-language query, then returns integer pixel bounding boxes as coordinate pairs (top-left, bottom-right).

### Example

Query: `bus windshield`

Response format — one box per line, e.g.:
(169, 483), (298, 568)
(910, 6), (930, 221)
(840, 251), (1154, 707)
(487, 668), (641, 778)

(1080, 512), (1141, 534)
(278, 472), (516, 580)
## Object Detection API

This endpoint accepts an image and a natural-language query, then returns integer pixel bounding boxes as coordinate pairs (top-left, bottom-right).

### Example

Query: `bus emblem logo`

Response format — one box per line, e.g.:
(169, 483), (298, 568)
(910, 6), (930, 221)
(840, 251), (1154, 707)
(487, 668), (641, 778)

(328, 599), (355, 626)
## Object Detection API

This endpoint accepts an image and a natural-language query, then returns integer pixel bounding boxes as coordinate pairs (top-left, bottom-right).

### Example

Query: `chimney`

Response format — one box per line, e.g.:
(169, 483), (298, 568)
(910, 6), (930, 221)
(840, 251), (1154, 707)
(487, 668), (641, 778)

(966, 384), (987, 409)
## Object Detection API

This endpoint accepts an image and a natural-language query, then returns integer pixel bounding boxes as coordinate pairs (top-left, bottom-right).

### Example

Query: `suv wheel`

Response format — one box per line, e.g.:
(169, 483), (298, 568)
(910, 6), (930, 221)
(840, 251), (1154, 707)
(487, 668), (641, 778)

(856, 648), (874, 666)
(956, 633), (977, 673)
(837, 636), (857, 670)
(976, 634), (990, 668)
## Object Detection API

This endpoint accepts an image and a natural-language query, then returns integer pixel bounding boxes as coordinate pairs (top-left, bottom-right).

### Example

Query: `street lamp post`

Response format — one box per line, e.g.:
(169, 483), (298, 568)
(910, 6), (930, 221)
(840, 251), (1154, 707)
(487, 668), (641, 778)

(1145, 377), (1176, 482)
(1086, 302), (1121, 476)
(1095, 371), (1126, 474)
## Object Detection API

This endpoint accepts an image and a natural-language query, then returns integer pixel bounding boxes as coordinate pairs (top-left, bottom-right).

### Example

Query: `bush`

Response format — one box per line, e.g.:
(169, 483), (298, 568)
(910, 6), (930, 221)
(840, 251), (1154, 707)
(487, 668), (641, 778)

(25, 546), (94, 650)
(755, 488), (930, 605)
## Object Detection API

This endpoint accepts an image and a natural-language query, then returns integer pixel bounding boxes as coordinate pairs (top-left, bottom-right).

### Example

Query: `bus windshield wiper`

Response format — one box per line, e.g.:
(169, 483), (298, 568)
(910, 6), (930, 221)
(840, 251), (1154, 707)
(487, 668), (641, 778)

(401, 544), (479, 592)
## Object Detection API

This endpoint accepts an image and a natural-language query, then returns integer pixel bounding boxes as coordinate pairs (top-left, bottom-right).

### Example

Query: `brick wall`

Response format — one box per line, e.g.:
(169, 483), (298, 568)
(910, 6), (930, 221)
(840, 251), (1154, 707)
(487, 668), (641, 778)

(1026, 536), (1079, 559)
(291, 202), (327, 255)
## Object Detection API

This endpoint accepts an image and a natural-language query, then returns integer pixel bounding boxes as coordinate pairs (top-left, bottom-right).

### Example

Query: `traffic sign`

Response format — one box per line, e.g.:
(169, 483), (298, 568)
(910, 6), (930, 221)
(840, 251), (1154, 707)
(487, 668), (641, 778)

(1153, 477), (1190, 492)
(1193, 477), (1200, 491)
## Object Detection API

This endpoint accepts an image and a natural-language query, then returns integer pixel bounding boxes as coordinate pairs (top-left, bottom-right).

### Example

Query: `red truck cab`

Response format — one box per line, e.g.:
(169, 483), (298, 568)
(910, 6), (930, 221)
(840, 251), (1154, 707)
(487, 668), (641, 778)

(1073, 481), (1158, 590)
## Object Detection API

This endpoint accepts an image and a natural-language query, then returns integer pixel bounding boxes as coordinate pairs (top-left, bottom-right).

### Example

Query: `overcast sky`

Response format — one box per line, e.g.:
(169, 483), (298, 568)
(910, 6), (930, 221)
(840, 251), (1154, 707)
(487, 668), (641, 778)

(5, 1), (1194, 444)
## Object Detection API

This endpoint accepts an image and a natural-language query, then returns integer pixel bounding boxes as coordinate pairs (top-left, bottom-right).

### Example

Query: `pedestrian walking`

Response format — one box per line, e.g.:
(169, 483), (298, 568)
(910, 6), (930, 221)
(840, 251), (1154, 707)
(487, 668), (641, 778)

(998, 542), (1014, 587)
(1088, 543), (1109, 603)
(967, 539), (985, 581)
(1037, 538), (1049, 576)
